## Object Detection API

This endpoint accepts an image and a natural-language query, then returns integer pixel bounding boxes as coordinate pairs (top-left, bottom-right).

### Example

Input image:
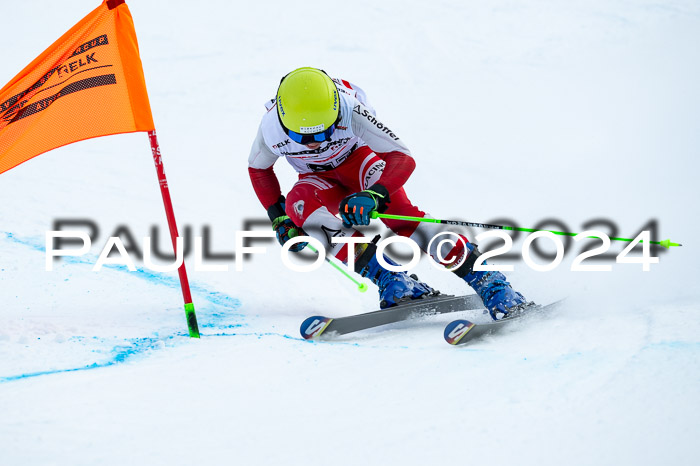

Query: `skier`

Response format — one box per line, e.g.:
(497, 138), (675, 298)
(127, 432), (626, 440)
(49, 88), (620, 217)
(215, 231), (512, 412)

(248, 67), (528, 320)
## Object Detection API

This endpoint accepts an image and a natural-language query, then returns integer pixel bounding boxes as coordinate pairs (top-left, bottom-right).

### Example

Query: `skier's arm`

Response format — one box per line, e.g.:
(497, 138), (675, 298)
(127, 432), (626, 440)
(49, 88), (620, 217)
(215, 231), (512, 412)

(248, 124), (283, 210)
(350, 102), (416, 195)
(377, 151), (416, 195)
(248, 125), (307, 251)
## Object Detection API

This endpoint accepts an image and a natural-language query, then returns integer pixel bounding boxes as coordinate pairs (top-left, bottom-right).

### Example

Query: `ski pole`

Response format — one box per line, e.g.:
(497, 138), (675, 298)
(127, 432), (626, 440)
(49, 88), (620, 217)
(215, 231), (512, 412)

(307, 244), (369, 292)
(370, 212), (682, 248)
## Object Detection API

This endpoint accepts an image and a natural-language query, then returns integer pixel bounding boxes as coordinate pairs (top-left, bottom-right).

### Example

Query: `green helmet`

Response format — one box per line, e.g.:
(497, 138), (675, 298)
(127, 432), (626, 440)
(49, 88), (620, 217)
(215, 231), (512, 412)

(276, 67), (340, 144)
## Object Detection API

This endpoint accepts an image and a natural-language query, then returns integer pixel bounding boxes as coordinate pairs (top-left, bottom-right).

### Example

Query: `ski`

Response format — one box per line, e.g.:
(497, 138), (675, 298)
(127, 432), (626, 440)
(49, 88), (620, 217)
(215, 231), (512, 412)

(300, 294), (485, 340)
(444, 299), (566, 345)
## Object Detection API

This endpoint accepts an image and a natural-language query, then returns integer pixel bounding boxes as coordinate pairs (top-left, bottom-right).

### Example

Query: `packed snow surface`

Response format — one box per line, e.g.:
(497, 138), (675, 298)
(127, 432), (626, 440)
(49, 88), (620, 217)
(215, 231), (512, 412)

(1, 1), (699, 465)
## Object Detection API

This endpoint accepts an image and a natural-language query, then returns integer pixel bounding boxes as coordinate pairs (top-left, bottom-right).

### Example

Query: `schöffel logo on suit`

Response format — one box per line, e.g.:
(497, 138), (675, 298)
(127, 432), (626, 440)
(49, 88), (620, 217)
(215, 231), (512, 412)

(353, 105), (400, 140)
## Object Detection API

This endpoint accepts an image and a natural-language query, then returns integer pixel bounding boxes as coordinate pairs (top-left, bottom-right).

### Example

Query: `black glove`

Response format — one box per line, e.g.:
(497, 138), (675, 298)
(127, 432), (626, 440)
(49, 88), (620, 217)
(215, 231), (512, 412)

(267, 197), (307, 252)
(339, 184), (390, 227)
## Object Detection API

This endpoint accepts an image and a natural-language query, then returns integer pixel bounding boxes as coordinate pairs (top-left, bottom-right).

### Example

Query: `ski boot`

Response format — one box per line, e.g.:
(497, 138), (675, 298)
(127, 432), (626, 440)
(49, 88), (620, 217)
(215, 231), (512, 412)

(355, 238), (435, 309)
(452, 242), (530, 320)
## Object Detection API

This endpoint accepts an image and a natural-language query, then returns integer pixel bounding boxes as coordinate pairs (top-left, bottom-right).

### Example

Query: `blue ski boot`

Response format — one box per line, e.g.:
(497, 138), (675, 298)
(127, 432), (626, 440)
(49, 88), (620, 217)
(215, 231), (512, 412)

(452, 243), (529, 320)
(354, 239), (435, 309)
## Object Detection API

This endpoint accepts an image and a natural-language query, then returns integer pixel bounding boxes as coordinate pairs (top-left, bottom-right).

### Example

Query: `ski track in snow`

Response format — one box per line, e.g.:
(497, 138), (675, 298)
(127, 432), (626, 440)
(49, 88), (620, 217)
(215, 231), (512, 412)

(2, 231), (467, 383)
(1, 228), (509, 383)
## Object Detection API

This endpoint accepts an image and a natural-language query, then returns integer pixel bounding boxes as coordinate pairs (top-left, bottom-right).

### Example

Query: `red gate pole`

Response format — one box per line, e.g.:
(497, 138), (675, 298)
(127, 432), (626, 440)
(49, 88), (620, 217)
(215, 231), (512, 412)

(148, 129), (200, 338)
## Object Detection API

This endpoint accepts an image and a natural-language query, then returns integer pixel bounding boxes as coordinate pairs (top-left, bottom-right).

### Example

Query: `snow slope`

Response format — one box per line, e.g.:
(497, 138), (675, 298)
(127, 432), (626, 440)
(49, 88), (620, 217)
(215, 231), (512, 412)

(1, 1), (699, 465)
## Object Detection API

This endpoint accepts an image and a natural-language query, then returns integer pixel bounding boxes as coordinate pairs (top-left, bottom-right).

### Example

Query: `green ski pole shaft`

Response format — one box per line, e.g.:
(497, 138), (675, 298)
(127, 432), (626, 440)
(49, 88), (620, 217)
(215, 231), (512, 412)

(307, 244), (368, 292)
(371, 212), (509, 231)
(370, 212), (682, 249)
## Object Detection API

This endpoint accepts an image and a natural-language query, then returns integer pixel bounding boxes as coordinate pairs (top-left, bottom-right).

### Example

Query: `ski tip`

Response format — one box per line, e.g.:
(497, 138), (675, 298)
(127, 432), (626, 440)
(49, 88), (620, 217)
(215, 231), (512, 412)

(444, 319), (476, 345)
(300, 316), (334, 340)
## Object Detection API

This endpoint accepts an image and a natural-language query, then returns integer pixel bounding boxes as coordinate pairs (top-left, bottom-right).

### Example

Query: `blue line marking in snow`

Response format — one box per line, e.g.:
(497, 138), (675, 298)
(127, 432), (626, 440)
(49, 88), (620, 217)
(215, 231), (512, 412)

(2, 230), (241, 309)
(2, 231), (242, 310)
(0, 336), (169, 383)
(643, 341), (700, 350)
(0, 231), (251, 383)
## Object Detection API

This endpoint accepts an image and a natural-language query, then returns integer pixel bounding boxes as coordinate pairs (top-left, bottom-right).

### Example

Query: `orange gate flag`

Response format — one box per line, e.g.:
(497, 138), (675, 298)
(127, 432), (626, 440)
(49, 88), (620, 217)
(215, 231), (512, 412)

(0, 0), (154, 174)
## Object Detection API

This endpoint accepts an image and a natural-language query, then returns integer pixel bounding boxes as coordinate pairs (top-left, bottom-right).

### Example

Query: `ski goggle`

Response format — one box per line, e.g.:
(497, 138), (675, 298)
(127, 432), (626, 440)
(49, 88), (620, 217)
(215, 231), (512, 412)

(284, 122), (338, 145)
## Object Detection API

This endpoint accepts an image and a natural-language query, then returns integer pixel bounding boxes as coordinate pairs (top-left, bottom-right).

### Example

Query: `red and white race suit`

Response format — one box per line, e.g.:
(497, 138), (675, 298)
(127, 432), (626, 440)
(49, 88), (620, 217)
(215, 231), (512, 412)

(248, 78), (469, 266)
